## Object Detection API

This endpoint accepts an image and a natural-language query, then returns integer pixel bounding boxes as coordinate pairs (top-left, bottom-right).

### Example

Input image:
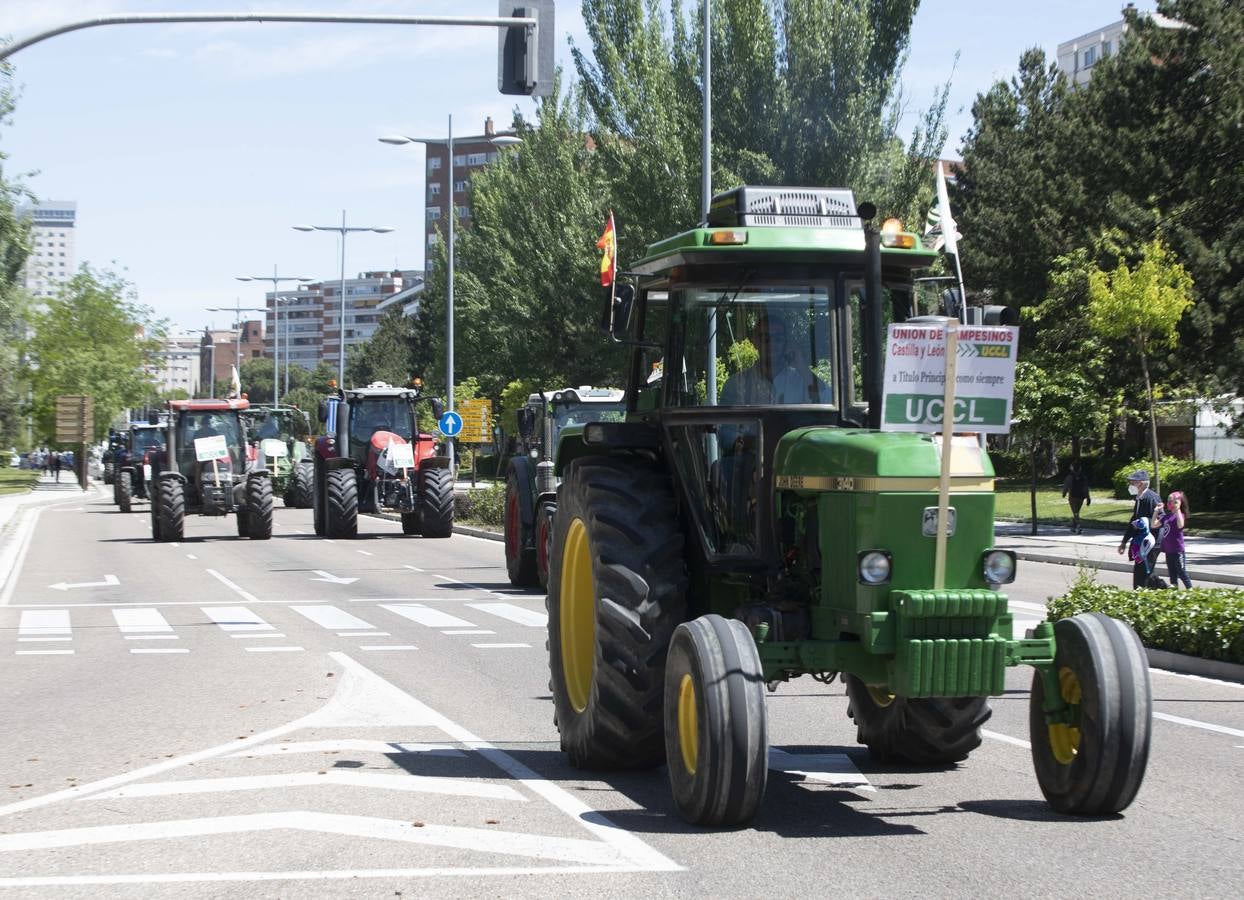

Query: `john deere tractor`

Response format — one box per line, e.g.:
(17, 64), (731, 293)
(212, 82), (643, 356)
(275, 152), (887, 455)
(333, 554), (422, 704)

(243, 405), (315, 508)
(505, 387), (625, 588)
(545, 185), (1151, 826)
(313, 382), (452, 538)
(112, 422), (166, 513)
(148, 398), (274, 542)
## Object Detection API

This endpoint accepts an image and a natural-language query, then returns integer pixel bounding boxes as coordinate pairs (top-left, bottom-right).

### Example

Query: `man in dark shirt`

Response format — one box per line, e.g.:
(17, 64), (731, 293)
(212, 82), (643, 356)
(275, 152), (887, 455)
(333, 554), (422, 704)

(1117, 469), (1162, 588)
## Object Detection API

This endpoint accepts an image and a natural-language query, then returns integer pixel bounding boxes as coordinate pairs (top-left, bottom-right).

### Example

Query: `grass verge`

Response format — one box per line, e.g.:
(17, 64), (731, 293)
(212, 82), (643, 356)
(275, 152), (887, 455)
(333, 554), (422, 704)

(994, 482), (1244, 537)
(0, 469), (39, 496)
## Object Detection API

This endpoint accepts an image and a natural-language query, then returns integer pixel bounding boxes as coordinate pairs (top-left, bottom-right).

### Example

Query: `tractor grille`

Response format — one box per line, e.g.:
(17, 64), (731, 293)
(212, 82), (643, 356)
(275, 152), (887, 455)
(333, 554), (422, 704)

(889, 589), (1010, 697)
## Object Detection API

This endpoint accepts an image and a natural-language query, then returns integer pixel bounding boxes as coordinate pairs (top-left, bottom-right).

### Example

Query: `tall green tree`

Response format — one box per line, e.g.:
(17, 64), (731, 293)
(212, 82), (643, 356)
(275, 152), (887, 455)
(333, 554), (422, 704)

(0, 55), (33, 450)
(22, 267), (163, 442)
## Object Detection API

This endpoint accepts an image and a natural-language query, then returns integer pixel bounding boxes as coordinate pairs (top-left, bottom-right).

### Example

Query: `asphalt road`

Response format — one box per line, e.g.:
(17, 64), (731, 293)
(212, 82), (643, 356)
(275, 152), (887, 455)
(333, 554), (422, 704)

(0, 489), (1241, 897)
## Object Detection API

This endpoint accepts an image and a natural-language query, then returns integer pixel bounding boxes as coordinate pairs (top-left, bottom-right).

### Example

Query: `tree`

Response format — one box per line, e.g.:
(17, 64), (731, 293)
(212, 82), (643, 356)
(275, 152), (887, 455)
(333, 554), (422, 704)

(1087, 239), (1194, 494)
(0, 54), (33, 450)
(22, 267), (163, 442)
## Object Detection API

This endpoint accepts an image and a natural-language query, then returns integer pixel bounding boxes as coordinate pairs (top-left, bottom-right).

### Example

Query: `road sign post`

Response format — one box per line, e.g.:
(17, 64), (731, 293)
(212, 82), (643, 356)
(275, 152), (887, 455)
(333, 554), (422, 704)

(55, 395), (94, 491)
(455, 399), (494, 488)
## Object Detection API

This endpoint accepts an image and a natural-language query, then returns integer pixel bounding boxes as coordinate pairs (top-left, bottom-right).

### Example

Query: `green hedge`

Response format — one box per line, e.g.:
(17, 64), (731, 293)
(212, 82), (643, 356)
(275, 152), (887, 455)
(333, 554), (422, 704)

(990, 448), (1135, 487)
(1048, 578), (1244, 664)
(457, 482), (506, 529)
(1110, 456), (1244, 510)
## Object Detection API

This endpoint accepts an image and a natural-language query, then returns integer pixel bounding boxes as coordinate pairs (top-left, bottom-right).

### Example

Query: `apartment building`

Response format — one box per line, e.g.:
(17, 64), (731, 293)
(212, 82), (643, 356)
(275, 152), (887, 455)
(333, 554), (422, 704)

(197, 320), (265, 393)
(17, 201), (76, 299)
(1056, 3), (1187, 87)
(423, 116), (517, 253)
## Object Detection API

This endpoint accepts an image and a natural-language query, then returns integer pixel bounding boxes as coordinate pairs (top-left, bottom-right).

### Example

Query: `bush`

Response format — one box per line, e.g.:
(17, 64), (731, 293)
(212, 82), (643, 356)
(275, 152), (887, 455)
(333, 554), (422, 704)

(1110, 456), (1244, 510)
(1048, 575), (1244, 664)
(457, 482), (505, 528)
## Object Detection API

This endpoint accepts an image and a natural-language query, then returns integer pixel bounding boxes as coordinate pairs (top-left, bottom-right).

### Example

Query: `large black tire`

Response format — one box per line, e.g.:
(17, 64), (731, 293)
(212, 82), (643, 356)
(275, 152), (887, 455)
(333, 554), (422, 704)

(536, 500), (556, 591)
(418, 468), (454, 539)
(312, 465), (326, 536)
(117, 471), (133, 514)
(157, 478), (184, 543)
(401, 512), (421, 535)
(664, 615), (768, 826)
(325, 468), (358, 539)
(546, 457), (687, 769)
(247, 475), (274, 540)
(1030, 612), (1152, 815)
(236, 510), (250, 537)
(504, 471), (537, 585)
(149, 487), (162, 541)
(845, 677), (991, 765)
(291, 462), (314, 509)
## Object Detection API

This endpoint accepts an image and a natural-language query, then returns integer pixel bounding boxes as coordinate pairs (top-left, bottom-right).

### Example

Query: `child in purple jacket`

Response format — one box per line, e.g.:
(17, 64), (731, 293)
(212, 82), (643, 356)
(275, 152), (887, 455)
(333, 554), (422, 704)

(1154, 491), (1192, 589)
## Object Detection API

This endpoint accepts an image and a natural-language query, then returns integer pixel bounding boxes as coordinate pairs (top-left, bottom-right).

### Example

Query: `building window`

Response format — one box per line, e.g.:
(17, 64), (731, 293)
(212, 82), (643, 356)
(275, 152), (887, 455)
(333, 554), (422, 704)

(429, 182), (441, 196)
(1102, 40), (1112, 58)
(457, 205), (470, 219)
(1083, 46), (1096, 67)
(429, 157), (442, 170)
(453, 154), (466, 167)
(426, 234), (439, 248)
(454, 180), (468, 193)
(466, 152), (487, 166)
(426, 207), (441, 221)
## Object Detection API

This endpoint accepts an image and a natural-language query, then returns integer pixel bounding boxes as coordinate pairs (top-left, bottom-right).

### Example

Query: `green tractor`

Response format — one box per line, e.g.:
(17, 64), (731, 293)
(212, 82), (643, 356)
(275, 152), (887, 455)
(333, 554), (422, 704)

(243, 405), (315, 509)
(545, 185), (1151, 826)
(504, 387), (626, 588)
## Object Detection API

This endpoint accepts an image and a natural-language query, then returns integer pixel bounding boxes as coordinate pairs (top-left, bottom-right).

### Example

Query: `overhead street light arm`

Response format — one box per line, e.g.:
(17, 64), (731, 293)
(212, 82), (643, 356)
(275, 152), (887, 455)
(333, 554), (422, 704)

(0, 12), (537, 62)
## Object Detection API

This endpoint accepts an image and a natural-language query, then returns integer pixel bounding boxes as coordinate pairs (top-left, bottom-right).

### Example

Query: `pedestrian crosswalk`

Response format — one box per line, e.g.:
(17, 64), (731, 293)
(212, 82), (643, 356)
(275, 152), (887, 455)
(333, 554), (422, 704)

(5, 600), (549, 657)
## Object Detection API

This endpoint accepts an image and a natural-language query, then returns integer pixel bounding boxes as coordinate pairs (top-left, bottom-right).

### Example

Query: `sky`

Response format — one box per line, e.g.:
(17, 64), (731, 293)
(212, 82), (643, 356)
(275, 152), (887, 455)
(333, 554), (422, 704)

(1, 0), (1156, 333)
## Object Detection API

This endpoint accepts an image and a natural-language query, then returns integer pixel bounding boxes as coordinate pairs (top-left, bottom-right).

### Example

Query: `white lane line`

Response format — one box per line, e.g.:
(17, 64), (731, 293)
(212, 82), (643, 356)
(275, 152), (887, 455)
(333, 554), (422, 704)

(289, 605), (376, 632)
(130, 648), (190, 655)
(1153, 712), (1244, 739)
(125, 635), (179, 641)
(229, 740), (464, 759)
(205, 569), (261, 605)
(403, 564), (424, 572)
(0, 505), (47, 606)
(15, 649), (74, 656)
(1008, 600), (1049, 613)
(433, 574), (456, 581)
(472, 643), (531, 649)
(356, 550), (374, 557)
(442, 629), (495, 635)
(185, 554), (197, 560)
(768, 749), (875, 791)
(243, 646), (304, 653)
(202, 606), (274, 633)
(467, 602), (548, 628)
(18, 637), (71, 642)
(88, 771), (525, 802)
(360, 645), (418, 651)
(170, 542), (180, 548)
(112, 608), (173, 634)
(982, 729), (1031, 749)
(19, 609), (71, 637)
(381, 604), (476, 629)
(231, 633), (287, 640)
(337, 631), (389, 637)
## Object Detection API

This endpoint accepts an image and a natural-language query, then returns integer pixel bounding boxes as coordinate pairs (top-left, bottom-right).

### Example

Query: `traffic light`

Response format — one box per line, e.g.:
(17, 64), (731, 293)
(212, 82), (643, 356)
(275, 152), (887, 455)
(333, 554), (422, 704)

(983, 305), (1020, 326)
(497, 2), (555, 97)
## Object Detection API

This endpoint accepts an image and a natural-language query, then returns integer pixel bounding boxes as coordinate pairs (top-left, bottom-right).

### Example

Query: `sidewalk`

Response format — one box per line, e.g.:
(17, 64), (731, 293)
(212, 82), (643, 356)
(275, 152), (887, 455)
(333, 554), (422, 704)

(0, 472), (92, 533)
(995, 520), (1244, 587)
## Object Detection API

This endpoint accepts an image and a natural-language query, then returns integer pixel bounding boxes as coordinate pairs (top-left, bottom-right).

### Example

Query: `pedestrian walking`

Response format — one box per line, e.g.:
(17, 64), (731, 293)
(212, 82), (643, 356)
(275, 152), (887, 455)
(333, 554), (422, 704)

(50, 450), (61, 482)
(41, 448), (51, 475)
(1154, 490), (1193, 589)
(1061, 460), (1092, 533)
(1117, 469), (1162, 589)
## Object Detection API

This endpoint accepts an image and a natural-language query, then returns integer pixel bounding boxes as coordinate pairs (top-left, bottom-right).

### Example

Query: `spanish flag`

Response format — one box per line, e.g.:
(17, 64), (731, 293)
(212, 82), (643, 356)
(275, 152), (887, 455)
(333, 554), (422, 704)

(596, 212), (616, 287)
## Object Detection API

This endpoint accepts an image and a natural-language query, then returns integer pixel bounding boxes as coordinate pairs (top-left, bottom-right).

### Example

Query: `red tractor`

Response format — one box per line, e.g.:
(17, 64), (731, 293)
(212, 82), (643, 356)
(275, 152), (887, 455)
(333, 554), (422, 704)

(313, 382), (453, 538)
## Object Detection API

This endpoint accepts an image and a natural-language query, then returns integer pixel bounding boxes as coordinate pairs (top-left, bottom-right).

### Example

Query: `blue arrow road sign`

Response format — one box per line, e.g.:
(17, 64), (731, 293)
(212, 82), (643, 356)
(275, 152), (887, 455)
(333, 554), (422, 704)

(438, 411), (463, 437)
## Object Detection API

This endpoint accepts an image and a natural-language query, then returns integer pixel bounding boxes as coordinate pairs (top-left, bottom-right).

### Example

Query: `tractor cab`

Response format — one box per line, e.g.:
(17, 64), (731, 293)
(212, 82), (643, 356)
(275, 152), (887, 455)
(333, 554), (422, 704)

(242, 405), (315, 508)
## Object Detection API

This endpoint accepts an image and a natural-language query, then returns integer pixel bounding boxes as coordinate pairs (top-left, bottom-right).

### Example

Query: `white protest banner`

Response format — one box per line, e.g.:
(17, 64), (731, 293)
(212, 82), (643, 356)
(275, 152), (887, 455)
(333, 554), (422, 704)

(387, 442), (415, 470)
(261, 438), (288, 459)
(194, 434), (230, 462)
(881, 323), (1019, 434)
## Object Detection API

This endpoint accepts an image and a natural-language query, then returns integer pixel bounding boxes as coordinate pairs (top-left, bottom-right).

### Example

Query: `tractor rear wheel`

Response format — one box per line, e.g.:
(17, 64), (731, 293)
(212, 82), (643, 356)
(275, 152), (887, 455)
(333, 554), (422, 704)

(546, 457), (687, 769)
(292, 462), (314, 509)
(536, 501), (555, 591)
(247, 476), (274, 540)
(845, 677), (990, 765)
(325, 468), (358, 539)
(664, 615), (768, 826)
(504, 472), (537, 585)
(236, 510), (249, 537)
(117, 471), (133, 514)
(157, 478), (184, 543)
(149, 488), (163, 541)
(418, 468), (454, 538)
(312, 466), (326, 536)
(1029, 613), (1151, 815)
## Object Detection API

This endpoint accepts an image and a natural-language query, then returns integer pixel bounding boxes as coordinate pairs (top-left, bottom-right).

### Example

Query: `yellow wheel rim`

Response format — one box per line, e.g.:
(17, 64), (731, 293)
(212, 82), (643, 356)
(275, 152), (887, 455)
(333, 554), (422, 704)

(867, 685), (896, 708)
(677, 673), (699, 775)
(559, 517), (595, 714)
(1047, 666), (1083, 765)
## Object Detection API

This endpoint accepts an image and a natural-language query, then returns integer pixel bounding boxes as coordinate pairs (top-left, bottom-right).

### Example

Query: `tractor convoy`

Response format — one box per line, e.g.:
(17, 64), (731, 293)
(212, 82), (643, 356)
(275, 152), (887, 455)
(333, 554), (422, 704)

(242, 405), (315, 508)
(109, 422), (165, 514)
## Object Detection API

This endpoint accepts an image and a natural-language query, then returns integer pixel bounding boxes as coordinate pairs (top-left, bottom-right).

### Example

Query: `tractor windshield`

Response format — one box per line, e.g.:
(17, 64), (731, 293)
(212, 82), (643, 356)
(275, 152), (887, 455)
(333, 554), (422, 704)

(177, 411), (244, 473)
(550, 402), (625, 442)
(349, 397), (415, 445)
(131, 428), (163, 453)
(671, 283), (837, 408)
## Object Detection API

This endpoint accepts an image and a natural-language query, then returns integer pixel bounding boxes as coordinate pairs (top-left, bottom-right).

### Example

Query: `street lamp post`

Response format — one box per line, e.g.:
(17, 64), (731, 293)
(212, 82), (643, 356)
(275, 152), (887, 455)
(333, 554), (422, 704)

(379, 120), (519, 471)
(205, 301), (266, 397)
(236, 267), (310, 408)
(292, 213), (394, 388)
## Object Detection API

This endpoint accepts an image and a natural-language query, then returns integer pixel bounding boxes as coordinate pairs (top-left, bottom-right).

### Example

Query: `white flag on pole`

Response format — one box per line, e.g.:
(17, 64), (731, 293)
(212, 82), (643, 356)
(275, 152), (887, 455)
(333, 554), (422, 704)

(935, 161), (960, 257)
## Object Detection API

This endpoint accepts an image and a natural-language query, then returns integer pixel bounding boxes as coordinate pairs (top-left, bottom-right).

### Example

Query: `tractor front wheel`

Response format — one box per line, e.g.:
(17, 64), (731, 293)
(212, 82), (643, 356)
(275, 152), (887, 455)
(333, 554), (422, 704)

(504, 472), (537, 585)
(546, 457), (687, 769)
(664, 615), (768, 826)
(1029, 612), (1151, 815)
(418, 468), (454, 538)
(536, 501), (555, 591)
(157, 478), (184, 543)
(325, 468), (358, 539)
(845, 677), (990, 765)
(117, 471), (133, 514)
(247, 475), (274, 540)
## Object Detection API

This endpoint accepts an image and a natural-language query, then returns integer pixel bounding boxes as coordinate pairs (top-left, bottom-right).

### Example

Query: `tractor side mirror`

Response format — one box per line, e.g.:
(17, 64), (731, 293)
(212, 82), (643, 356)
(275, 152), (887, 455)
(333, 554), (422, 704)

(611, 283), (636, 336)
(430, 398), (445, 421)
(517, 407), (535, 440)
(317, 400), (329, 424)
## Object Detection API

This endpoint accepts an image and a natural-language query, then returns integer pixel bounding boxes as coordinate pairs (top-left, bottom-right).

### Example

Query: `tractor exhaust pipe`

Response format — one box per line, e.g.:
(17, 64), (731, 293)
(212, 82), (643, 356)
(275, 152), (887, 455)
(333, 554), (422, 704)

(862, 216), (883, 430)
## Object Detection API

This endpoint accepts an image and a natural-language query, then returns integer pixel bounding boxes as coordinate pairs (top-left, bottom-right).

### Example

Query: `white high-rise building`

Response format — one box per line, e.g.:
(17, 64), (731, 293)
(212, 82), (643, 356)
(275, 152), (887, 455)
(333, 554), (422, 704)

(155, 330), (202, 397)
(18, 201), (77, 299)
(1056, 4), (1188, 88)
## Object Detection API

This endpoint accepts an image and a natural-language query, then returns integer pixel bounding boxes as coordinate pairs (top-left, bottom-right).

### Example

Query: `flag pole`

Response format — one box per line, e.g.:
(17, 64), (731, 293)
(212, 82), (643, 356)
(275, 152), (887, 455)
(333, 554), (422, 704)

(935, 318), (960, 590)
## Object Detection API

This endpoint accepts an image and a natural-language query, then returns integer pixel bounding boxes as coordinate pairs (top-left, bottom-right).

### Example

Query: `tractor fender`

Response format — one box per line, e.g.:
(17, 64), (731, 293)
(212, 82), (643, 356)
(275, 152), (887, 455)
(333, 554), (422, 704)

(507, 456), (537, 532)
(417, 456), (451, 472)
(323, 457), (356, 472)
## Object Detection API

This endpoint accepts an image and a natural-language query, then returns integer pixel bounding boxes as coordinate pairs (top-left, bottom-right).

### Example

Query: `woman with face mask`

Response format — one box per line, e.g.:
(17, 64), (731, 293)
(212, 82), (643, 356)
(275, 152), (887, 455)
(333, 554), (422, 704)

(1117, 470), (1162, 589)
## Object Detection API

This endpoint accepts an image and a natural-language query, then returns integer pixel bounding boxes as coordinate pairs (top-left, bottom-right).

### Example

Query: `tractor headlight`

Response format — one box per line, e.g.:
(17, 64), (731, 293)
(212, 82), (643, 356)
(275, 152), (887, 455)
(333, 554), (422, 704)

(858, 550), (892, 585)
(982, 549), (1017, 585)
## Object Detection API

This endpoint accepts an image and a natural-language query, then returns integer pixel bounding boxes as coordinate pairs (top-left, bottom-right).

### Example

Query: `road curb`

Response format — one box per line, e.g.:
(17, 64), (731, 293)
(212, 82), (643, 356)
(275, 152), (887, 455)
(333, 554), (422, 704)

(1011, 550), (1244, 587)
(363, 511), (503, 543)
(1145, 648), (1244, 684)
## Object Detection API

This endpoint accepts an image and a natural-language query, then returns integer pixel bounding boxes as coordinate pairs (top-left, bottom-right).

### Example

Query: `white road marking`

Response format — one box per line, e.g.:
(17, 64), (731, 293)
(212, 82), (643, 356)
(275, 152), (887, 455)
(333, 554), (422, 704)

(243, 646), (303, 653)
(89, 771), (525, 802)
(15, 649), (74, 656)
(125, 635), (179, 641)
(982, 729), (1032, 749)
(48, 574), (119, 591)
(205, 569), (261, 604)
(231, 633), (287, 639)
(186, 554), (197, 560)
(290, 605), (376, 631)
(228, 740), (464, 759)
(442, 629), (495, 635)
(130, 648), (190, 655)
(1008, 600), (1050, 613)
(360, 645), (418, 651)
(472, 643), (531, 649)
(467, 602), (548, 628)
(768, 749), (875, 792)
(0, 505), (49, 606)
(381, 603), (476, 629)
(336, 631), (389, 637)
(356, 549), (373, 556)
(1149, 668), (1244, 690)
(310, 570), (358, 585)
(170, 542), (180, 548)
(202, 606), (274, 632)
(403, 564), (424, 572)
(19, 609), (71, 637)
(112, 608), (173, 634)
(1153, 711), (1244, 739)
(18, 637), (71, 642)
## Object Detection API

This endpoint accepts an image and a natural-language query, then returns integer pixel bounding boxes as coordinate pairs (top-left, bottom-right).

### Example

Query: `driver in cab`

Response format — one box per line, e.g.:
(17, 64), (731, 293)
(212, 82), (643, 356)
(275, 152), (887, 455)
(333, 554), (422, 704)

(720, 313), (828, 406)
